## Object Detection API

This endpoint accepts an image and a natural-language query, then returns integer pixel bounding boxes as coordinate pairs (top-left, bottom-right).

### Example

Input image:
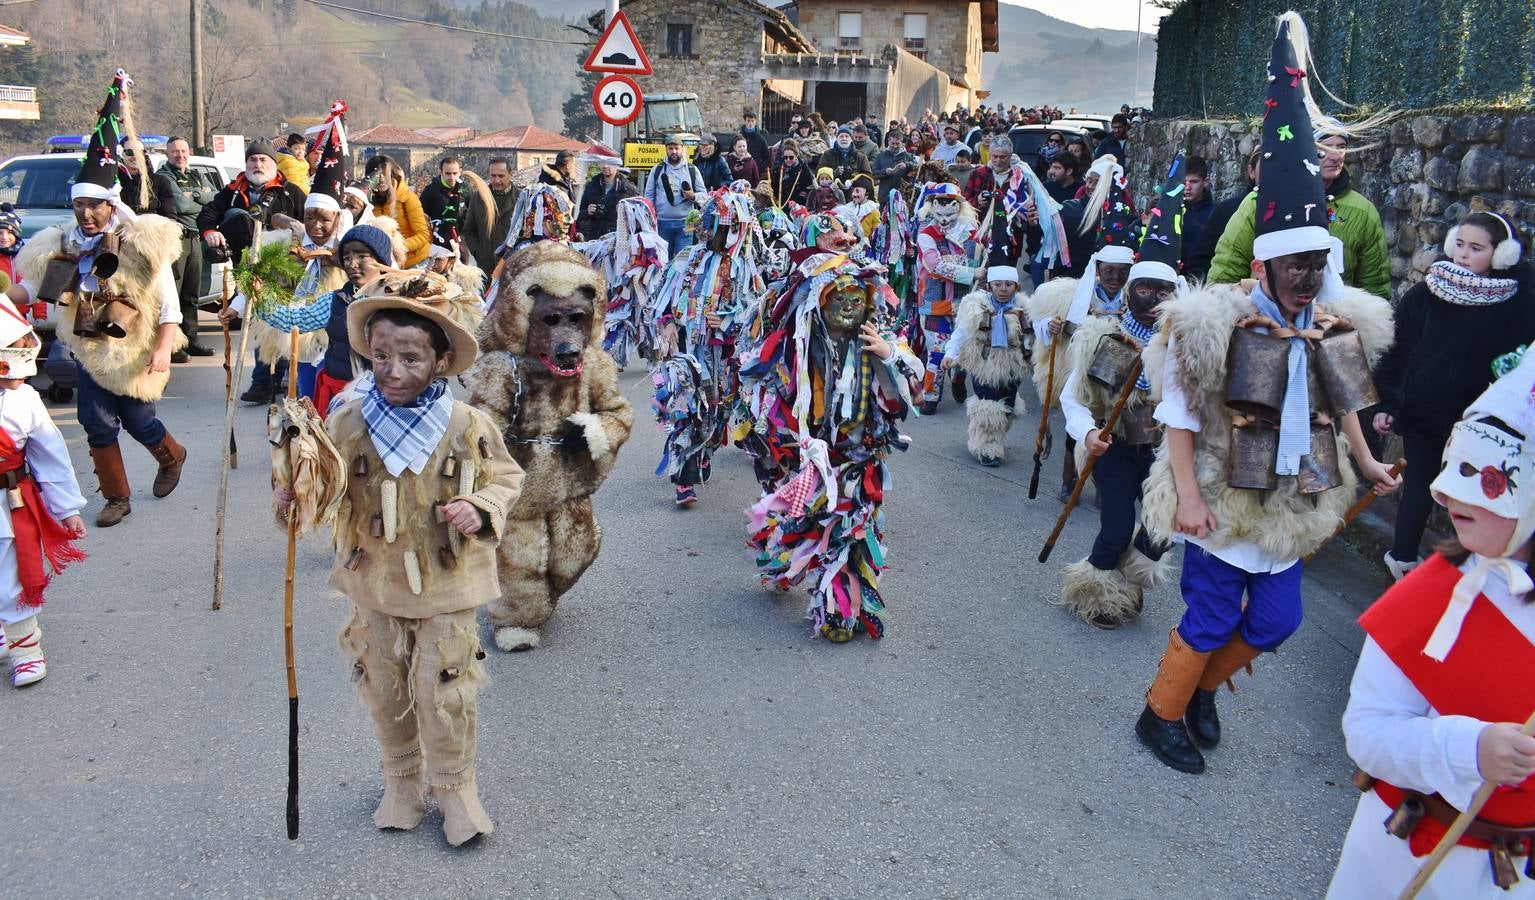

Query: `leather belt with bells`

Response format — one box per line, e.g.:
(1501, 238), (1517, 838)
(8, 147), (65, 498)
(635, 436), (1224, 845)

(0, 464), (31, 510)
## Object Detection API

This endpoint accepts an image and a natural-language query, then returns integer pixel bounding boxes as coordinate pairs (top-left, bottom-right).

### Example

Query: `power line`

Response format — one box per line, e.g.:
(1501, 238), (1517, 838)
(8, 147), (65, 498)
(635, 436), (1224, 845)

(301, 0), (588, 45)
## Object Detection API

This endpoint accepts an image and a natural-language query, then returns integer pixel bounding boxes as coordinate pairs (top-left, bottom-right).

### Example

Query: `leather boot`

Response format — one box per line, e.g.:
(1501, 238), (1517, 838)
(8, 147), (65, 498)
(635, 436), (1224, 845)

(89, 444), (132, 527)
(147, 433), (187, 498)
(1187, 635), (1265, 749)
(1135, 629), (1211, 774)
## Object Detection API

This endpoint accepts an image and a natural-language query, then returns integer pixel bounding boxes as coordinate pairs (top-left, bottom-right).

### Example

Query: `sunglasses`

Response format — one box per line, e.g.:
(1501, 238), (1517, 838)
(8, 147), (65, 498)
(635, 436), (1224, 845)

(1048, 138), (1063, 144)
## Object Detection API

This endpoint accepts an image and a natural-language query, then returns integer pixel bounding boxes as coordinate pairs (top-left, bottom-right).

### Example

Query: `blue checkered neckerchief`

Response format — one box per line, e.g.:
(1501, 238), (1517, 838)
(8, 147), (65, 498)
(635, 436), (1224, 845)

(1118, 310), (1155, 391)
(362, 378), (453, 476)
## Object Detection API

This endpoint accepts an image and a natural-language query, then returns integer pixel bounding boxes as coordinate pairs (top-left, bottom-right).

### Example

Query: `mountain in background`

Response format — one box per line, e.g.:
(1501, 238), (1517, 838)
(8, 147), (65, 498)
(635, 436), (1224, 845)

(984, 4), (1154, 112)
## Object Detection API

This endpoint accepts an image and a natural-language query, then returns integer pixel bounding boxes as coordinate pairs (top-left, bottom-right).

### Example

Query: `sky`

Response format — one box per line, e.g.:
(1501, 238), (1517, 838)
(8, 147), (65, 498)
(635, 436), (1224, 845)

(1000, 0), (1169, 34)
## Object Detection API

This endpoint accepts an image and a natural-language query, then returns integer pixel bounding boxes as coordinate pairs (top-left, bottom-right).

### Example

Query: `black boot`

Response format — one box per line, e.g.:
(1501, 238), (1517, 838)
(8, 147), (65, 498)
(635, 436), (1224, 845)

(1186, 688), (1221, 748)
(1136, 705), (1205, 774)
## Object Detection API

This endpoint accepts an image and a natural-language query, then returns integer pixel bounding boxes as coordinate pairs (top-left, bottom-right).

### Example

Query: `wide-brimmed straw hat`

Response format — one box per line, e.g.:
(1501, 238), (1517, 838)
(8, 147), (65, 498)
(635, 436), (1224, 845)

(346, 271), (479, 376)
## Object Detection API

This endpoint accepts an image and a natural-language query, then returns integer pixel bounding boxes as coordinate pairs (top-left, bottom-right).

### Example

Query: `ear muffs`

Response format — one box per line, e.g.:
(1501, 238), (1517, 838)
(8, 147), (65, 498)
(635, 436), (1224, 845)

(1444, 216), (1525, 269)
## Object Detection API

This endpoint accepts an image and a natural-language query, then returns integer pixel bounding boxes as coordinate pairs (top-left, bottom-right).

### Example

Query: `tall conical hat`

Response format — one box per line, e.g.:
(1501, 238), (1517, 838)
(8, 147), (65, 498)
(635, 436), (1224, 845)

(1129, 153), (1185, 285)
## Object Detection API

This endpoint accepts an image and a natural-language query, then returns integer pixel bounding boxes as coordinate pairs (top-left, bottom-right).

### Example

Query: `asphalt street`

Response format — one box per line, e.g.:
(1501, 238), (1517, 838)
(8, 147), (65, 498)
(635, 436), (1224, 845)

(2, 335), (1391, 898)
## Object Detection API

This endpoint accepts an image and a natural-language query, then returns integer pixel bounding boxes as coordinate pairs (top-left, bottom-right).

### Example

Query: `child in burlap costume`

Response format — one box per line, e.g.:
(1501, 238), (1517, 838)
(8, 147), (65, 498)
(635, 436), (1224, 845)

(297, 273), (524, 845)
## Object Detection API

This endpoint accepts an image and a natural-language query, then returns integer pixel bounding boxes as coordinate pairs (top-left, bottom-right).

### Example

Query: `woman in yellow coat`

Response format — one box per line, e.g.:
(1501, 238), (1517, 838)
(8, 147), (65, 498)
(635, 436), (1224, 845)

(365, 155), (431, 268)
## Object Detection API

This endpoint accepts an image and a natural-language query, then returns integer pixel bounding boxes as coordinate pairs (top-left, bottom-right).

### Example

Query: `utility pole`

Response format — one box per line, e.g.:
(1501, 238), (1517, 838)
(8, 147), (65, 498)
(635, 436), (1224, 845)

(1133, 0), (1144, 106)
(602, 0), (619, 152)
(190, 0), (206, 150)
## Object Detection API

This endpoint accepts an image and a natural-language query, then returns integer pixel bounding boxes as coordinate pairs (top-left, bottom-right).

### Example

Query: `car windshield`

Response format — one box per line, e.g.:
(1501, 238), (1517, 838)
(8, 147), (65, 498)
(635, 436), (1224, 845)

(0, 156), (80, 209)
(1009, 131), (1050, 160)
(646, 100), (702, 135)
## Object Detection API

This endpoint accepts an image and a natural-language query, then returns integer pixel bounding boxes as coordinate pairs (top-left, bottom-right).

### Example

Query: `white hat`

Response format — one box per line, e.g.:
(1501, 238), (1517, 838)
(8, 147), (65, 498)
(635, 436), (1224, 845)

(986, 265), (1019, 284)
(304, 192), (341, 213)
(1422, 350), (1535, 660)
(0, 300), (39, 379)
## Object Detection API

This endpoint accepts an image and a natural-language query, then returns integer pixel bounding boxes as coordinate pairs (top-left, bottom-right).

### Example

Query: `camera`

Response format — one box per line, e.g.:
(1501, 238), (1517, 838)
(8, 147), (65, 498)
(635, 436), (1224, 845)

(205, 242), (230, 264)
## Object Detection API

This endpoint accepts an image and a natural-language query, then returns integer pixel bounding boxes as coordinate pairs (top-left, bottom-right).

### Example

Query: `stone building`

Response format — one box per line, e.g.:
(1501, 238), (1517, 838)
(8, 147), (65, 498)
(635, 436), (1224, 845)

(594, 0), (996, 134)
(1123, 111), (1535, 300)
(451, 125), (590, 172)
(791, 0), (994, 113)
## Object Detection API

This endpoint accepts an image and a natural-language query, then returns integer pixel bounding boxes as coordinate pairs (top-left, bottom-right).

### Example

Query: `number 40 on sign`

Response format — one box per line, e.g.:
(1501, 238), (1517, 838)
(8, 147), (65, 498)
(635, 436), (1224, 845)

(593, 75), (643, 127)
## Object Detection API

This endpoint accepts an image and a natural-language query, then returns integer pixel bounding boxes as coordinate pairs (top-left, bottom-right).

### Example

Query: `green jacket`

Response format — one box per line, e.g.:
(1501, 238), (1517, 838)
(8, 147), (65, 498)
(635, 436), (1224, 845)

(1207, 173), (1391, 299)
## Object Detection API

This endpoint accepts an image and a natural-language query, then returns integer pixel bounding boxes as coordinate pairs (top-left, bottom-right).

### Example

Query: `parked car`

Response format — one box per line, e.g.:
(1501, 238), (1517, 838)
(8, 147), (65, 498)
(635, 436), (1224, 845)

(1053, 115), (1113, 134)
(0, 151), (240, 335)
(1007, 124), (1091, 172)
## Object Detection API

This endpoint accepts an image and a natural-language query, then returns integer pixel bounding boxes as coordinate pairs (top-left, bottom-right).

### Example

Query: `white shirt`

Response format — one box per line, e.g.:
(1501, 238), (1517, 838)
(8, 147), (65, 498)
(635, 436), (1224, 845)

(1058, 369), (1097, 443)
(0, 383), (86, 538)
(1154, 334), (1295, 574)
(1326, 559), (1535, 899)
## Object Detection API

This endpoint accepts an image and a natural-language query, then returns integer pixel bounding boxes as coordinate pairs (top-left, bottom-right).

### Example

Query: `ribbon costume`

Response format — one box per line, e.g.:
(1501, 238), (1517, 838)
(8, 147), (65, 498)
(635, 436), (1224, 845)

(913, 183), (982, 411)
(649, 183), (766, 506)
(741, 256), (922, 642)
(577, 196), (669, 370)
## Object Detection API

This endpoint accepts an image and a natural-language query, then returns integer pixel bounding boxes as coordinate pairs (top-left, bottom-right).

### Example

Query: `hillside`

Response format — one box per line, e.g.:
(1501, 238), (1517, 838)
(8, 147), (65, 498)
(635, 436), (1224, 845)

(983, 3), (1154, 111)
(0, 0), (582, 158)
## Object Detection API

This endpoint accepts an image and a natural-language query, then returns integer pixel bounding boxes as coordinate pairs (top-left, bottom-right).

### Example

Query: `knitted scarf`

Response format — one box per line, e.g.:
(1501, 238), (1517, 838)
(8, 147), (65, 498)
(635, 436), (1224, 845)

(1249, 285), (1314, 476)
(1118, 310), (1156, 390)
(1426, 260), (1519, 307)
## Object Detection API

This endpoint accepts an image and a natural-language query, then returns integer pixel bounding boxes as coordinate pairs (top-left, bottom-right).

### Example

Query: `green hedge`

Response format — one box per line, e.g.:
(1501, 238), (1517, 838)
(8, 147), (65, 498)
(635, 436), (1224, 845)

(1153, 0), (1535, 117)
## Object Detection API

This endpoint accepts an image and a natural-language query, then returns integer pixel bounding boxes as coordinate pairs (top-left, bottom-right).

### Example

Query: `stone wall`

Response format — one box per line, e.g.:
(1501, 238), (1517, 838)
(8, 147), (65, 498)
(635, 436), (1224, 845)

(795, 0), (980, 104)
(1123, 111), (1535, 299)
(626, 0), (769, 134)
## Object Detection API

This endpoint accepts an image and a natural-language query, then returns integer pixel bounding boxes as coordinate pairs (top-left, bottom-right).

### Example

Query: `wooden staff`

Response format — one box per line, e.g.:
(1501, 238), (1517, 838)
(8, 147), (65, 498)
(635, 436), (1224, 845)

(1302, 458), (1407, 564)
(282, 325), (300, 840)
(220, 265), (235, 467)
(1038, 358), (1143, 564)
(1028, 337), (1058, 500)
(212, 226), (259, 611)
(1397, 708), (1535, 899)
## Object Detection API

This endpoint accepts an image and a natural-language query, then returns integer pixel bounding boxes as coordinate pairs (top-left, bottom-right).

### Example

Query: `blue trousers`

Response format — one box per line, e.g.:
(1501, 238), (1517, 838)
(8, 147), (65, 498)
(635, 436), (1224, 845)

(1176, 544), (1304, 652)
(76, 362), (166, 449)
(657, 219), (695, 257)
(1087, 440), (1157, 570)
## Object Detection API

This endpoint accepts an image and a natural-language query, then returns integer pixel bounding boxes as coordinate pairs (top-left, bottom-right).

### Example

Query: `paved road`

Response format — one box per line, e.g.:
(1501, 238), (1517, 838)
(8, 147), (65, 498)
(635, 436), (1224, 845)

(4, 345), (1388, 897)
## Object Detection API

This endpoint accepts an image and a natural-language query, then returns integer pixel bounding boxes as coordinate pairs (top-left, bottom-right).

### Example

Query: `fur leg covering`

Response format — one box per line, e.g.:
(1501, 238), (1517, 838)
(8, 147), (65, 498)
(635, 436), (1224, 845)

(1057, 558), (1143, 627)
(965, 397), (1012, 461)
(493, 626), (541, 652)
(1119, 545), (1170, 592)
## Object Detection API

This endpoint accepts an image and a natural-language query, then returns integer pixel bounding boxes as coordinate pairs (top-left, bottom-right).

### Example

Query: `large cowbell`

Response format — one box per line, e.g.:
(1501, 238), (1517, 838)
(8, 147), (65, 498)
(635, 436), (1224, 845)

(1313, 329), (1378, 417)
(1087, 333), (1141, 390)
(1225, 326), (1290, 418)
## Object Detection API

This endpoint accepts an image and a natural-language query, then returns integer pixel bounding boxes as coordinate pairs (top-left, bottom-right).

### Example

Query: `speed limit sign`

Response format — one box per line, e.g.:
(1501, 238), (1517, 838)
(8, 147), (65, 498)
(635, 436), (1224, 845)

(593, 74), (643, 127)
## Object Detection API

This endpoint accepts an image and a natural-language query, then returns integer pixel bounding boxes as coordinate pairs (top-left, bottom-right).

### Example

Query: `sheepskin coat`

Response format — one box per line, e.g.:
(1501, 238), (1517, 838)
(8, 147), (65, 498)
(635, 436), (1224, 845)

(1138, 282), (1394, 562)
(954, 288), (1029, 388)
(1024, 276), (1076, 412)
(462, 241), (635, 631)
(326, 399), (524, 618)
(1065, 313), (1154, 441)
(19, 215), (187, 400)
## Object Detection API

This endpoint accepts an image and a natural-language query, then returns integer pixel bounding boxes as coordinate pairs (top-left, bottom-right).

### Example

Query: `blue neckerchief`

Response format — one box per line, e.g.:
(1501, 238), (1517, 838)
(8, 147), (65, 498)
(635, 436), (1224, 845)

(1093, 284), (1124, 316)
(1118, 310), (1156, 390)
(361, 378), (453, 477)
(1249, 284), (1314, 475)
(989, 294), (1016, 348)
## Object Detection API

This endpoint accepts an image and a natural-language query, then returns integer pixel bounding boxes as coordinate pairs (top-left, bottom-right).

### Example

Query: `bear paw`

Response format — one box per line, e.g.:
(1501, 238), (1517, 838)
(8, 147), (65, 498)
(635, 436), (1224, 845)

(493, 625), (542, 652)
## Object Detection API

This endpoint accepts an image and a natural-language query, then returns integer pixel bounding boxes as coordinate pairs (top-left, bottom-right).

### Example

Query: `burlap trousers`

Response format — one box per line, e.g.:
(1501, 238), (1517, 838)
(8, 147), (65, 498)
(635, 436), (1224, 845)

(339, 603), (486, 790)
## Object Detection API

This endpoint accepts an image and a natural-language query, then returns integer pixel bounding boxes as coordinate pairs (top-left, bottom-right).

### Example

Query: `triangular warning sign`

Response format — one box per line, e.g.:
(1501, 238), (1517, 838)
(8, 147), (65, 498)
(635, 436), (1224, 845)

(583, 11), (653, 76)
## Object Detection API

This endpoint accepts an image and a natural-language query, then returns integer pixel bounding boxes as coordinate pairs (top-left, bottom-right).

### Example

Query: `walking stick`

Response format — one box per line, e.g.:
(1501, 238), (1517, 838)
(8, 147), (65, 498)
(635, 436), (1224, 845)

(1028, 337), (1058, 500)
(221, 266), (236, 469)
(1302, 458), (1407, 564)
(212, 232), (258, 611)
(281, 325), (301, 840)
(1038, 358), (1142, 564)
(1397, 708), (1535, 899)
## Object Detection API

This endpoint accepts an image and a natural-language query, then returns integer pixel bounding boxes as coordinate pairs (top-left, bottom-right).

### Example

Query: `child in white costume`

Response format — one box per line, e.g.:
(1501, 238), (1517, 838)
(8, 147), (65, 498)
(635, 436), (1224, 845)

(0, 299), (88, 686)
(1329, 351), (1535, 897)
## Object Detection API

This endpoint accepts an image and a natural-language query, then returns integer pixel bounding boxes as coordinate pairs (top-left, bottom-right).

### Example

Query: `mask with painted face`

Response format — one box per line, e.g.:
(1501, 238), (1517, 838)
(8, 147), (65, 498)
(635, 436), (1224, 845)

(821, 276), (870, 335)
(930, 199), (961, 229)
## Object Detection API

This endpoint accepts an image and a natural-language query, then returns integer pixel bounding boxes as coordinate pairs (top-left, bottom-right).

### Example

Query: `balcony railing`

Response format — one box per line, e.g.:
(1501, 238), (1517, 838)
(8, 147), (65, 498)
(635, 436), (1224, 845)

(0, 85), (36, 102)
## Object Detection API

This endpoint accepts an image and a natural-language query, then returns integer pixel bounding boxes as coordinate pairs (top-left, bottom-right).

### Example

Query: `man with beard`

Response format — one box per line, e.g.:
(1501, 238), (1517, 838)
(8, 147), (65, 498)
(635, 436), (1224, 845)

(1131, 15), (1399, 776)
(817, 126), (871, 188)
(643, 135), (704, 255)
(199, 139), (308, 402)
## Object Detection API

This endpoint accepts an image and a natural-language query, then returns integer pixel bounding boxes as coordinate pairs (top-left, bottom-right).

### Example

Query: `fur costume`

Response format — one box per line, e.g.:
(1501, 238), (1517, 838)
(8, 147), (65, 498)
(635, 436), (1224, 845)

(248, 230), (348, 365)
(954, 288), (1028, 461)
(740, 260), (921, 639)
(462, 241), (633, 651)
(18, 216), (187, 401)
(1064, 312), (1155, 470)
(1139, 282), (1394, 561)
(1024, 277), (1077, 414)
(1059, 553), (1143, 625)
